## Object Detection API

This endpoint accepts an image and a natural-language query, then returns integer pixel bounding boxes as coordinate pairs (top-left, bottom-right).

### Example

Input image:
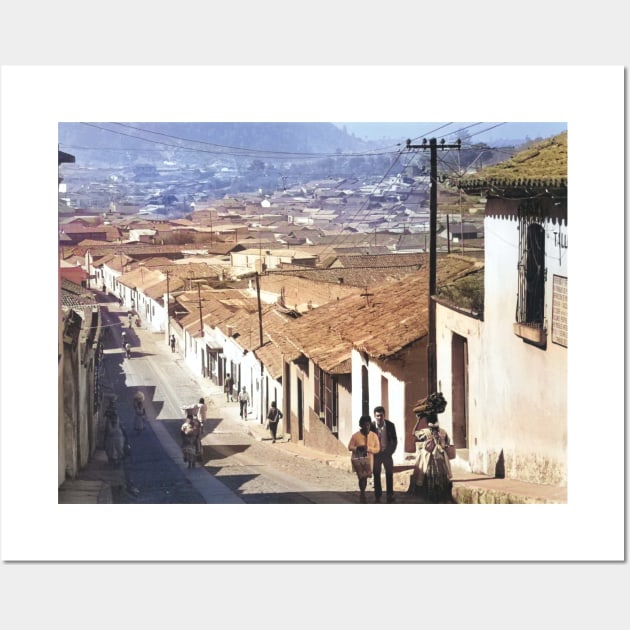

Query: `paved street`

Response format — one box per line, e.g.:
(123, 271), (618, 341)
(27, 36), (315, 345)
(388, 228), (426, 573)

(100, 300), (363, 504)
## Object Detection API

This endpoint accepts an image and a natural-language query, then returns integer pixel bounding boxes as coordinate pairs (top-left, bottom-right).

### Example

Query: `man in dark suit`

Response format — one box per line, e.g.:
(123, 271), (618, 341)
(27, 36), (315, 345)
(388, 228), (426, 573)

(371, 405), (398, 502)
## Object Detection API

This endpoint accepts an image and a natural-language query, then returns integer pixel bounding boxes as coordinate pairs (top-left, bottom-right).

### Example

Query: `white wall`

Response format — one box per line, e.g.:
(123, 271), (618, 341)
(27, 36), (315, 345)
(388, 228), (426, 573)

(436, 211), (568, 484)
(435, 304), (484, 447)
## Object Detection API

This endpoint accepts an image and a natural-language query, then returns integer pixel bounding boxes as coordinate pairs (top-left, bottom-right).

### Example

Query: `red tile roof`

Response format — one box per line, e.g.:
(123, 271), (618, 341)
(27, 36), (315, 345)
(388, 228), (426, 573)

(281, 255), (480, 371)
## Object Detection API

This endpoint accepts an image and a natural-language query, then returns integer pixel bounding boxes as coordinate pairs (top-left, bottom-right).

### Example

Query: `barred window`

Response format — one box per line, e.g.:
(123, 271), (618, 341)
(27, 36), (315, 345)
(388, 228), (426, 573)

(514, 213), (547, 348)
(517, 218), (545, 325)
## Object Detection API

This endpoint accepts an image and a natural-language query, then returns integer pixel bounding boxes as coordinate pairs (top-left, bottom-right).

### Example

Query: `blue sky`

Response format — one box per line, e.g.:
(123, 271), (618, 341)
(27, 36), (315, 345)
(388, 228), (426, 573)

(333, 122), (567, 144)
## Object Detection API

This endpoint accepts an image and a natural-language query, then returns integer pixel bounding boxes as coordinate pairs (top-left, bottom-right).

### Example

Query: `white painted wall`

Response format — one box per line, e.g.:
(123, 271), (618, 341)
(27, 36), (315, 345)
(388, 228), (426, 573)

(435, 210), (568, 484)
(435, 304), (484, 447)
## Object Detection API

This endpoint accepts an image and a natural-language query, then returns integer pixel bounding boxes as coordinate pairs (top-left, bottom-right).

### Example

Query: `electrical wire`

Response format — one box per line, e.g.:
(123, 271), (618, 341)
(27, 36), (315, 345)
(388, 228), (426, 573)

(278, 148), (410, 263)
(72, 122), (404, 161)
(63, 121), (521, 162)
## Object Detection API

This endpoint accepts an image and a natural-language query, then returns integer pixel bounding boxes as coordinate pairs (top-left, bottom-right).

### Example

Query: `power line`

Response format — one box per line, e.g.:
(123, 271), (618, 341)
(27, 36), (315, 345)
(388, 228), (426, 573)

(60, 122), (522, 169)
(74, 122), (404, 161)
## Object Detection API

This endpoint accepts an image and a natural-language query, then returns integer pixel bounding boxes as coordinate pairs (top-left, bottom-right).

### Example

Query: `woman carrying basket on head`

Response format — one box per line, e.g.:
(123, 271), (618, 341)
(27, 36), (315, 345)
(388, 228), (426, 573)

(409, 392), (454, 503)
(348, 415), (380, 503)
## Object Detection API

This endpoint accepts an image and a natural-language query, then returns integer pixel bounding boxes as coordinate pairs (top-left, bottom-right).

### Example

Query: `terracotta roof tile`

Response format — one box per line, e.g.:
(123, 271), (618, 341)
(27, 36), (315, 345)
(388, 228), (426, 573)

(282, 255), (480, 369)
(117, 267), (165, 292)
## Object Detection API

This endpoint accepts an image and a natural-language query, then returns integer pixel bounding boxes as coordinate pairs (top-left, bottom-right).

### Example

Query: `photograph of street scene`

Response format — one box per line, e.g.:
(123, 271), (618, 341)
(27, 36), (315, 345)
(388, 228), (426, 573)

(57, 120), (568, 506)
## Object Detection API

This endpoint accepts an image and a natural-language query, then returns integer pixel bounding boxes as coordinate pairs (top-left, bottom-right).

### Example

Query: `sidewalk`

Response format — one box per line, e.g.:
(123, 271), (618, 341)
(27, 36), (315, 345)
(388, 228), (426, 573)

(58, 449), (125, 504)
(240, 420), (567, 504)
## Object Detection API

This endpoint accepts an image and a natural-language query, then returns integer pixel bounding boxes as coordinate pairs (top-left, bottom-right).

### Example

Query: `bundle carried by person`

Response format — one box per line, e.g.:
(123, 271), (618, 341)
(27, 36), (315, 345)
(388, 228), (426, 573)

(351, 444), (372, 478)
(412, 392), (447, 416)
(181, 403), (200, 417)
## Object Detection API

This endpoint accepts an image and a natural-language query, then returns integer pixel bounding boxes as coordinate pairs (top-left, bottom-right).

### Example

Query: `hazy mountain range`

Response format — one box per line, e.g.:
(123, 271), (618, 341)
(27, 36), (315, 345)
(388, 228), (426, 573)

(58, 122), (374, 168)
(58, 121), (566, 169)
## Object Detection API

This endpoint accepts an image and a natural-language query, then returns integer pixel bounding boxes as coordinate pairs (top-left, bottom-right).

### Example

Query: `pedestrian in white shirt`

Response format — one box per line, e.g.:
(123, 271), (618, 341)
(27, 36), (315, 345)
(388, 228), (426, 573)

(238, 387), (250, 419)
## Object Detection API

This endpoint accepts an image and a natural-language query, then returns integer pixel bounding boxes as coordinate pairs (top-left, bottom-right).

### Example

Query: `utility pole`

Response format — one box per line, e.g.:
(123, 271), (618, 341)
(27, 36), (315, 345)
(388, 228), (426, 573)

(166, 270), (171, 344)
(406, 137), (461, 395)
(446, 214), (451, 254)
(255, 271), (264, 424)
(195, 281), (203, 338)
(254, 272), (264, 347)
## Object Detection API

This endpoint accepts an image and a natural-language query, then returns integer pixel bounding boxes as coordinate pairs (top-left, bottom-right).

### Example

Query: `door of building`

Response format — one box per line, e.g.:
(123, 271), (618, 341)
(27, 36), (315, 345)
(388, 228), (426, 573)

(451, 333), (469, 448)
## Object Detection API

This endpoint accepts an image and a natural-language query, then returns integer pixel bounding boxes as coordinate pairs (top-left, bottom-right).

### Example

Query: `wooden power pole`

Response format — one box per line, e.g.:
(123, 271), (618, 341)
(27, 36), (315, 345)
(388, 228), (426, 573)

(195, 281), (203, 338)
(254, 272), (264, 347)
(166, 270), (171, 344)
(406, 137), (461, 395)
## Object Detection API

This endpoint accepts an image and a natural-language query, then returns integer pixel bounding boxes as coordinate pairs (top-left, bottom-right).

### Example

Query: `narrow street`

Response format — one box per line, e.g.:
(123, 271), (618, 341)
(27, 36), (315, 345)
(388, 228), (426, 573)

(99, 298), (361, 504)
(192, 420), (360, 504)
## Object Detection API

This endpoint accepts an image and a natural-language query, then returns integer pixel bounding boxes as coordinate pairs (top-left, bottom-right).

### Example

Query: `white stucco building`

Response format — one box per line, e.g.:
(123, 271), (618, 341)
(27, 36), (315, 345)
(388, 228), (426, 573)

(435, 132), (568, 485)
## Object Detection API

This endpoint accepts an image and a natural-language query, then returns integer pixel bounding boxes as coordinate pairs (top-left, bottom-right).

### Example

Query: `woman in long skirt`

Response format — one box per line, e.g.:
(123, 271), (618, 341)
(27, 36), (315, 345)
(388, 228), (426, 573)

(409, 392), (454, 503)
(133, 391), (146, 432)
(181, 414), (201, 469)
(104, 408), (127, 466)
(348, 415), (380, 502)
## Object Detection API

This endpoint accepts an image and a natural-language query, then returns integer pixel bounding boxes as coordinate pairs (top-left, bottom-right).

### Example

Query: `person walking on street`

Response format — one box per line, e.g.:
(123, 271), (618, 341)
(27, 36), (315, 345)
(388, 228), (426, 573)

(238, 386), (250, 419)
(224, 374), (234, 402)
(181, 413), (201, 469)
(348, 416), (380, 503)
(121, 330), (127, 348)
(266, 401), (283, 443)
(409, 392), (454, 503)
(371, 405), (398, 502)
(197, 397), (207, 433)
(125, 342), (132, 359)
(104, 405), (127, 467)
(170, 334), (176, 353)
(133, 391), (146, 432)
